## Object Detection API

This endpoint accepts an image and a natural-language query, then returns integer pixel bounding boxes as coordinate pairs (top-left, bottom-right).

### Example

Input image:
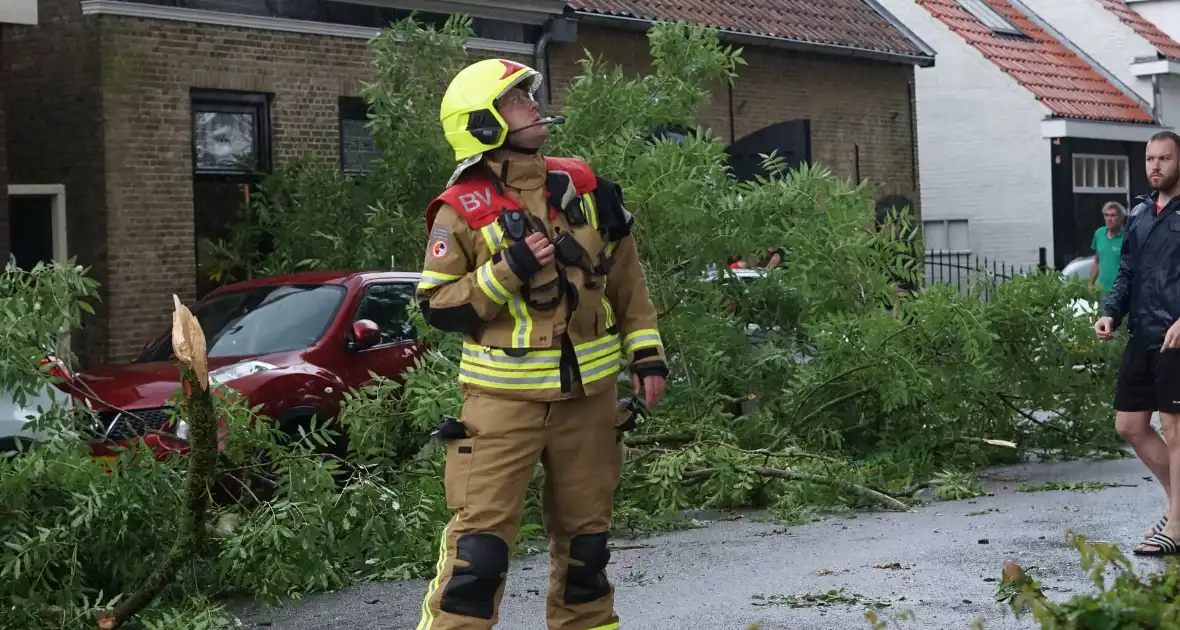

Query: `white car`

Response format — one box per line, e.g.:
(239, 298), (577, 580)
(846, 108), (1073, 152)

(0, 358), (78, 452)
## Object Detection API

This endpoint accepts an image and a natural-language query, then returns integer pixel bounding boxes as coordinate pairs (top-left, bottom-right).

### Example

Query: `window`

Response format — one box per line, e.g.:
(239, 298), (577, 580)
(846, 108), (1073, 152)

(191, 89), (272, 298)
(923, 219), (970, 253)
(1072, 154), (1129, 193)
(353, 283), (418, 346)
(192, 91), (269, 175)
(954, 0), (1024, 36)
(137, 284), (346, 362)
(339, 96), (381, 175)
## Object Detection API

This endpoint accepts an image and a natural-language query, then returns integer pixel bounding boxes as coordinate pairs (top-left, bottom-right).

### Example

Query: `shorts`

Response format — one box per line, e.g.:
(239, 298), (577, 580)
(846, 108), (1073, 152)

(1114, 342), (1180, 412)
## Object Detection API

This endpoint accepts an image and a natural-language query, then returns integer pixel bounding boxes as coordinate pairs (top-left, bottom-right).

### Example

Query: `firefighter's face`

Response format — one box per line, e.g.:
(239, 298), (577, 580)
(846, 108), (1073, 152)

(498, 87), (547, 149)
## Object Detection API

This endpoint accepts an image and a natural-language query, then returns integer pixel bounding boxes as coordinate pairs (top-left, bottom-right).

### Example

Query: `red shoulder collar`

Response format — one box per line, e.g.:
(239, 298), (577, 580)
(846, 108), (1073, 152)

(426, 175), (519, 231)
(544, 156), (597, 195)
(424, 157), (600, 231)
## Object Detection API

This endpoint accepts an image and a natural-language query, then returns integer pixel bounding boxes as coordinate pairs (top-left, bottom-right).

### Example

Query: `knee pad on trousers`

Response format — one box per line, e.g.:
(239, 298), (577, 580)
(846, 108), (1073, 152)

(564, 532), (611, 605)
(440, 533), (509, 619)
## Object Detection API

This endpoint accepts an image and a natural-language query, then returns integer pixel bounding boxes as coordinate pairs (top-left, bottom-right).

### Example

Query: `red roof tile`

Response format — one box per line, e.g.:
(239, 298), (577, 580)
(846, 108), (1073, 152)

(567, 0), (931, 58)
(919, 0), (1154, 123)
(1098, 0), (1180, 61)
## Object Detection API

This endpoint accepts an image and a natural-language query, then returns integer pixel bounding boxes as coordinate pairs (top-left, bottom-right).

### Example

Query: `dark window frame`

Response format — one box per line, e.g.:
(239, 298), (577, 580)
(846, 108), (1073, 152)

(190, 89), (274, 298)
(338, 95), (380, 175)
(191, 88), (273, 177)
(350, 281), (419, 348)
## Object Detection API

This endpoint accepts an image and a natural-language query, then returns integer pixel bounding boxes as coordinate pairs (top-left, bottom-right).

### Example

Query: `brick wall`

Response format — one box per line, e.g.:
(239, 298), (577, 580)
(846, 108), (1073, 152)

(97, 16), (532, 362)
(12, 8), (923, 363)
(545, 25), (920, 205)
(97, 16), (373, 362)
(4, 0), (109, 365)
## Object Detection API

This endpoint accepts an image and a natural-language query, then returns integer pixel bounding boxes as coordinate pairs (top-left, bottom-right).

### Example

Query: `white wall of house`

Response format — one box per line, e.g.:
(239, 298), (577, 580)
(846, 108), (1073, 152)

(1020, 0), (1166, 122)
(876, 0), (1055, 267)
(0, 0), (37, 25)
(1127, 0), (1180, 44)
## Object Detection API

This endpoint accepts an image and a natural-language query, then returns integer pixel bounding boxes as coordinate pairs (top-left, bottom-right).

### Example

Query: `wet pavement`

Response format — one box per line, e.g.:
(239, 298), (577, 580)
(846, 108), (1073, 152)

(231, 454), (1172, 629)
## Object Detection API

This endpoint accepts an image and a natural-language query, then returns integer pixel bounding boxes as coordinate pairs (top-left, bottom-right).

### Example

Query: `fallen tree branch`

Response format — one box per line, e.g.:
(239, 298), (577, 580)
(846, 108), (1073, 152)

(624, 432), (695, 447)
(994, 395), (1072, 439)
(681, 465), (910, 512)
(99, 297), (219, 630)
(656, 295), (682, 320)
(771, 387), (872, 451)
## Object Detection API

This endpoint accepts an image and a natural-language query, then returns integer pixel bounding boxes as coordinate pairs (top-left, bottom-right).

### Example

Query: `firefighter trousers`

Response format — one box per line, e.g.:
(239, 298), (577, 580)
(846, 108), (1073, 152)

(416, 383), (623, 630)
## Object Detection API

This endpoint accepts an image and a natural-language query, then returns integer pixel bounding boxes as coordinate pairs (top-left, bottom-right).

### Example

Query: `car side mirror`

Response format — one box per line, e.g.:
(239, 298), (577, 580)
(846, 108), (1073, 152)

(350, 319), (381, 351)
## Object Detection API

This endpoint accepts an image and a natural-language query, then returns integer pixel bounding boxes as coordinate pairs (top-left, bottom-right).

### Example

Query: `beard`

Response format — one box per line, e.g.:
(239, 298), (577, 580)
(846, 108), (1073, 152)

(1156, 170), (1180, 192)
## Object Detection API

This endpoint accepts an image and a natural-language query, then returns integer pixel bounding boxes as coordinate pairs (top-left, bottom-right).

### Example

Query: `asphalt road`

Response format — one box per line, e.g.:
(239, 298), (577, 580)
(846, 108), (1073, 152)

(231, 454), (1174, 630)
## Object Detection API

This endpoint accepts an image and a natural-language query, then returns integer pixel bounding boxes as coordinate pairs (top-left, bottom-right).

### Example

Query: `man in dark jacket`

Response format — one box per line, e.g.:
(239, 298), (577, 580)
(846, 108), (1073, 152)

(1097, 130), (1180, 556)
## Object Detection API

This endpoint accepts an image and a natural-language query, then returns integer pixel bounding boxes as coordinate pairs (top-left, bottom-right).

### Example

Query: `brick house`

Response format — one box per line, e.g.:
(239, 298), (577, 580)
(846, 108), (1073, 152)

(0, 0), (40, 269)
(878, 0), (1168, 271)
(2, 0), (933, 367)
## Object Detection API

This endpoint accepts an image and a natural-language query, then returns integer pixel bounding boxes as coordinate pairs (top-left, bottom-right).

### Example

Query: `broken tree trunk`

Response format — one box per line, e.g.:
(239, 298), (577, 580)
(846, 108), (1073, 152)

(98, 296), (218, 630)
(683, 465), (911, 512)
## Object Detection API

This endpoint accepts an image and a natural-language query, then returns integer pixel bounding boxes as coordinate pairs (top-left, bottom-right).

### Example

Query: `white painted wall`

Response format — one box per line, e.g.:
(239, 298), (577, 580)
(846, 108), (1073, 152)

(1020, 0), (1165, 122)
(876, 0), (1055, 267)
(1128, 0), (1180, 45)
(0, 0), (37, 25)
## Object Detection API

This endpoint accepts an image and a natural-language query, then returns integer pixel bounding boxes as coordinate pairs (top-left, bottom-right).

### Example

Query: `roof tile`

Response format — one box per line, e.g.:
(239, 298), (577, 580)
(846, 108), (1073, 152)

(918, 0), (1154, 123)
(1098, 0), (1180, 61)
(567, 0), (930, 58)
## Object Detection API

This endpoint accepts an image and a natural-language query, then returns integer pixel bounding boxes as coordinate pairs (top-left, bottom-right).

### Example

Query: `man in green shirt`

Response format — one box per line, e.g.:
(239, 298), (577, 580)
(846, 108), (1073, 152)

(1091, 201), (1126, 293)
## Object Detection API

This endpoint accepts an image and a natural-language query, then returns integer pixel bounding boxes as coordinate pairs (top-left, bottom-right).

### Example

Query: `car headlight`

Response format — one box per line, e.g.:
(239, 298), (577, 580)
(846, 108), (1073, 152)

(208, 360), (278, 387)
(175, 420), (189, 440)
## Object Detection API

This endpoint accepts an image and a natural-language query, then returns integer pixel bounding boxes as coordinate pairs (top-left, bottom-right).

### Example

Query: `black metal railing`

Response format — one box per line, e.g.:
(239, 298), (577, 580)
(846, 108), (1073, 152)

(921, 247), (1047, 301)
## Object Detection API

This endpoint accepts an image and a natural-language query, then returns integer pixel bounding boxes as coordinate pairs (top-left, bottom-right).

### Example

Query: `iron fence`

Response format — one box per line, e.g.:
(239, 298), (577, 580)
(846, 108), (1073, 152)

(921, 247), (1047, 300)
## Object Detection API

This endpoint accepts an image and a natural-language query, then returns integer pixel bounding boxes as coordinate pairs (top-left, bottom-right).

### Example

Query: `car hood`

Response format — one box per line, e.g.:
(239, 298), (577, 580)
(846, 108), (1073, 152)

(75, 356), (261, 410)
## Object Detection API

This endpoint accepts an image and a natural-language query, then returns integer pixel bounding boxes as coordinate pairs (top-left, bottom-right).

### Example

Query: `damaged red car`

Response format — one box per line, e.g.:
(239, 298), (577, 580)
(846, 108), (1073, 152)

(72, 270), (426, 461)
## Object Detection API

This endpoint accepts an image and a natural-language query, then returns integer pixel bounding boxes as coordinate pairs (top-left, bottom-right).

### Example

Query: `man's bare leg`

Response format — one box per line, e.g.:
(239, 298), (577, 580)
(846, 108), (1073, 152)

(1137, 412), (1180, 552)
(1115, 411), (1171, 537)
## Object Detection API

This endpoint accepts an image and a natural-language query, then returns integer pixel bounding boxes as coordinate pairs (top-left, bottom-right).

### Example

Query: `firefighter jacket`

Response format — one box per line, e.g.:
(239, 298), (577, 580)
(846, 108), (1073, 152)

(416, 154), (667, 402)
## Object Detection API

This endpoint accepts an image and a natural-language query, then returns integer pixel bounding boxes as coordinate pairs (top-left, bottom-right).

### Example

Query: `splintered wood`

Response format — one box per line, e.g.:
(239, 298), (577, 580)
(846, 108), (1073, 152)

(171, 294), (208, 390)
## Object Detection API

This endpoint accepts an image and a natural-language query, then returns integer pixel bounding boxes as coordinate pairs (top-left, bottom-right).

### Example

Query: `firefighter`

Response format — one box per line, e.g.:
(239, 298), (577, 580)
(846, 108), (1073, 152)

(413, 58), (668, 630)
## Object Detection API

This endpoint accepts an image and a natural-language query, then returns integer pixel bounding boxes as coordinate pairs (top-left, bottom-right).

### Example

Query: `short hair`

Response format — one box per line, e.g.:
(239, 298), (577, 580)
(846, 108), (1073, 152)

(1149, 130), (1180, 152)
(1102, 200), (1126, 218)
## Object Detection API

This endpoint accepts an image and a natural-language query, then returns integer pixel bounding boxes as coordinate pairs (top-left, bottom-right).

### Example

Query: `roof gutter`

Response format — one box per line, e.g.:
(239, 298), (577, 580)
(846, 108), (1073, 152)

(570, 11), (936, 68)
(1008, 0), (1157, 122)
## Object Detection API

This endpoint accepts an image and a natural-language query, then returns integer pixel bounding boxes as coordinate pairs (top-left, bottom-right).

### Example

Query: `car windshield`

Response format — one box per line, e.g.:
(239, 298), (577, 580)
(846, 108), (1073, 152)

(137, 284), (346, 362)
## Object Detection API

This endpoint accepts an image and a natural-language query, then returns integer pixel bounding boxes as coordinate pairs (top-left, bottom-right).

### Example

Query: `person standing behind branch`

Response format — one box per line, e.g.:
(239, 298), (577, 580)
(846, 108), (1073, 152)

(1090, 201), (1126, 294)
(1096, 130), (1180, 556)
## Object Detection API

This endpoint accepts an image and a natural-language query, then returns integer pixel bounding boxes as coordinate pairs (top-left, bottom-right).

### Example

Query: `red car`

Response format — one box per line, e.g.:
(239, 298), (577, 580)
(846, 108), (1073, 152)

(73, 270), (427, 459)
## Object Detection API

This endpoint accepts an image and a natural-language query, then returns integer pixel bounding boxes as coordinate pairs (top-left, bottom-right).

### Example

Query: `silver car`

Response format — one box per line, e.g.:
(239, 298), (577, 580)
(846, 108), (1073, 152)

(0, 359), (78, 451)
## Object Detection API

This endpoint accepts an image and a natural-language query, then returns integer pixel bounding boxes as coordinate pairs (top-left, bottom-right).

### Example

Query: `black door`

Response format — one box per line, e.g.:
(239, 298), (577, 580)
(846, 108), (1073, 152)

(8, 195), (54, 271)
(1050, 138), (1146, 269)
(725, 120), (812, 182)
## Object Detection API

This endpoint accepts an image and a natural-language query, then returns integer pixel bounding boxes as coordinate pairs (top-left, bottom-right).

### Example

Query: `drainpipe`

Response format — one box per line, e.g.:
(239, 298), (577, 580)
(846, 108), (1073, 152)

(534, 26), (553, 115)
(1153, 73), (1164, 123)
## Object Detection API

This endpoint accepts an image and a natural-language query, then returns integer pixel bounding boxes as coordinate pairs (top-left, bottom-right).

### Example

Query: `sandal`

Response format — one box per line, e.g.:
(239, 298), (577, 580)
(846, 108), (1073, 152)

(1147, 515), (1168, 539)
(1133, 532), (1180, 556)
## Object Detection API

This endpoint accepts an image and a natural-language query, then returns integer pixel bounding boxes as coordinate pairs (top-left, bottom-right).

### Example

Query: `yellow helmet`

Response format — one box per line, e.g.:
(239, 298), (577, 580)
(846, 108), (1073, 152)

(440, 58), (542, 165)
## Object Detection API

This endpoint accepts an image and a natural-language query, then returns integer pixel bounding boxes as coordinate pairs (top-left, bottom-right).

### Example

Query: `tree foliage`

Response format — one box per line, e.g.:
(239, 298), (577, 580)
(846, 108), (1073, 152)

(1, 15), (1126, 628)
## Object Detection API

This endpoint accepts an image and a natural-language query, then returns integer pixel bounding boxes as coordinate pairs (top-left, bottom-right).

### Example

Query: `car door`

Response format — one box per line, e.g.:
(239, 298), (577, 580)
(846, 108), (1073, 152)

(344, 281), (425, 386)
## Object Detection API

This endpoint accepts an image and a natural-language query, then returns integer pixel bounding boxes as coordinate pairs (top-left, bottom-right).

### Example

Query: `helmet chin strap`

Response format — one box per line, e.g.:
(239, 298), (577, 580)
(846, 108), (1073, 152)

(501, 116), (566, 155)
